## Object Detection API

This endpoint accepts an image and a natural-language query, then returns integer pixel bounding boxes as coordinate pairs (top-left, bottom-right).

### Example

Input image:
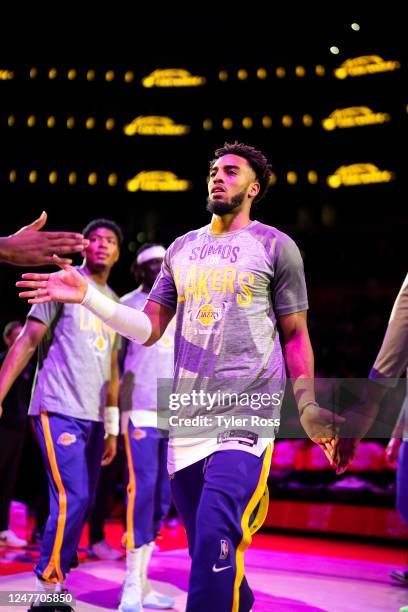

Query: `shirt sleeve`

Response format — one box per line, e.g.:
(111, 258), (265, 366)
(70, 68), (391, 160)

(271, 234), (309, 316)
(147, 244), (177, 311)
(28, 301), (62, 327)
(369, 273), (408, 382)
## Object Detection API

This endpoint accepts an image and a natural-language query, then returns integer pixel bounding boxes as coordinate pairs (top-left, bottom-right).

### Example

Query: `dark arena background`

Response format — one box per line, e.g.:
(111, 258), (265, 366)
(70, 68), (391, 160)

(0, 10), (407, 611)
(1, 13), (406, 374)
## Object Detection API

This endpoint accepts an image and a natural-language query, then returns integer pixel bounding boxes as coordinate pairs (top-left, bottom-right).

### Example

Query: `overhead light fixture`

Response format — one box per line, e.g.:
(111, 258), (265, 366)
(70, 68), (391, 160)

(68, 172), (77, 185)
(88, 172), (98, 186)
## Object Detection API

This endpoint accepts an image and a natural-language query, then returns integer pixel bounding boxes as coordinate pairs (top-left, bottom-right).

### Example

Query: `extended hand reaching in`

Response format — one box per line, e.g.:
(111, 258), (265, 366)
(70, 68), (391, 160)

(0, 212), (89, 266)
(16, 255), (88, 304)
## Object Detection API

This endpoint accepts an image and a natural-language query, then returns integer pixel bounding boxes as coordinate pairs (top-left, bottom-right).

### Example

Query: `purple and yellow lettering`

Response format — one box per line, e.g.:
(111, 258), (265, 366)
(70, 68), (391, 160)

(80, 307), (102, 333)
(211, 269), (223, 291)
(195, 268), (212, 301)
(199, 244), (209, 259)
(184, 265), (197, 299)
(221, 245), (231, 259)
(222, 268), (237, 294)
(230, 246), (240, 263)
(80, 307), (116, 342)
(189, 247), (200, 261)
(174, 268), (181, 292)
(237, 271), (254, 306)
(174, 269), (185, 302)
(208, 244), (222, 256)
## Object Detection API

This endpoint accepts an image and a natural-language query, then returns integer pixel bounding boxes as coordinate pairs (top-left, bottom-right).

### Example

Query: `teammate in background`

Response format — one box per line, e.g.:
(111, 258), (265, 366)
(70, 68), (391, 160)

(334, 274), (408, 586)
(0, 212), (88, 266)
(119, 243), (175, 611)
(16, 143), (344, 611)
(1, 218), (123, 611)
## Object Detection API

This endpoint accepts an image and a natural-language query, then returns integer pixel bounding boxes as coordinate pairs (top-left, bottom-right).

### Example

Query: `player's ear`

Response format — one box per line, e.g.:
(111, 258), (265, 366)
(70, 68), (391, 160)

(248, 181), (260, 199)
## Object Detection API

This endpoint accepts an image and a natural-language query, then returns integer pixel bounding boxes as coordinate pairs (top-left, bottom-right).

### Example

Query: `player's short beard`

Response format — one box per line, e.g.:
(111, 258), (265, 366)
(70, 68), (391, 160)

(206, 190), (246, 215)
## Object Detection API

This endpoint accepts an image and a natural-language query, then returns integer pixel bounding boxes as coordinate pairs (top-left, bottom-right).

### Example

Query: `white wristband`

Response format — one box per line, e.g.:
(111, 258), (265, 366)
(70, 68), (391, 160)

(81, 284), (152, 344)
(104, 406), (120, 436)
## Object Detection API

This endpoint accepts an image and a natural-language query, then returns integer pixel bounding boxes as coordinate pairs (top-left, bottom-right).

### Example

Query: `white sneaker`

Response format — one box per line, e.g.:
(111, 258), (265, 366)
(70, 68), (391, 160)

(119, 548), (144, 612)
(141, 543), (175, 609)
(0, 529), (27, 547)
(143, 590), (175, 609)
(89, 539), (122, 560)
(119, 573), (142, 612)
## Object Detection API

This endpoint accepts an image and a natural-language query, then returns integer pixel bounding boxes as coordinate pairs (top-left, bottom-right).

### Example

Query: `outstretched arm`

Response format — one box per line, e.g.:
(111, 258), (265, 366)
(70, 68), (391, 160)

(333, 273), (408, 473)
(0, 212), (89, 266)
(16, 260), (175, 345)
(0, 318), (48, 417)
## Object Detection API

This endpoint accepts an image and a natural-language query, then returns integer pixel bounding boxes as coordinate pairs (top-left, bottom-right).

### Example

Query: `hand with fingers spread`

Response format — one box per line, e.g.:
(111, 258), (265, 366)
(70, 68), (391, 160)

(0, 212), (89, 266)
(16, 255), (89, 304)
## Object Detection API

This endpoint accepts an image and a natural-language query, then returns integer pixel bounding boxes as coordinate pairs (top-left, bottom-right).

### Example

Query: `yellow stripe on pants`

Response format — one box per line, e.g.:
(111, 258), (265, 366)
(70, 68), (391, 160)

(232, 443), (273, 612)
(124, 429), (137, 550)
(41, 412), (67, 583)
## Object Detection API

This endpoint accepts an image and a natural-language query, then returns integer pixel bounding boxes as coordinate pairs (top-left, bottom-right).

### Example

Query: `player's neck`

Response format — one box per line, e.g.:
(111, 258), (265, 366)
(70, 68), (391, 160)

(82, 264), (110, 286)
(210, 209), (251, 234)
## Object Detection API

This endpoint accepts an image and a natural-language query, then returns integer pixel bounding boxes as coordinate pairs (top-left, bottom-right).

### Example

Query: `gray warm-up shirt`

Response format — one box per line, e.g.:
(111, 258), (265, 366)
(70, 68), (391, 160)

(28, 270), (120, 422)
(148, 221), (309, 472)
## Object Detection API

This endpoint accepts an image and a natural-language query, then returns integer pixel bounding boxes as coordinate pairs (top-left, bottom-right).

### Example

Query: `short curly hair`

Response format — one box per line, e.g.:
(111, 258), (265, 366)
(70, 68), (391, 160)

(210, 142), (273, 203)
(82, 218), (123, 247)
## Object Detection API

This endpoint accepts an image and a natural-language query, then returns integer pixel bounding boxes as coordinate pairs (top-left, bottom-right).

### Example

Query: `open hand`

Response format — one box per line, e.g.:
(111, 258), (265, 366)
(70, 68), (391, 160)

(16, 255), (88, 304)
(0, 212), (89, 266)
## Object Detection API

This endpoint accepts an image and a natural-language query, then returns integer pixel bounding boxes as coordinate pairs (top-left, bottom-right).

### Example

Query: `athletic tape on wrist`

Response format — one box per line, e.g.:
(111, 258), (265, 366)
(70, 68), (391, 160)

(104, 406), (120, 436)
